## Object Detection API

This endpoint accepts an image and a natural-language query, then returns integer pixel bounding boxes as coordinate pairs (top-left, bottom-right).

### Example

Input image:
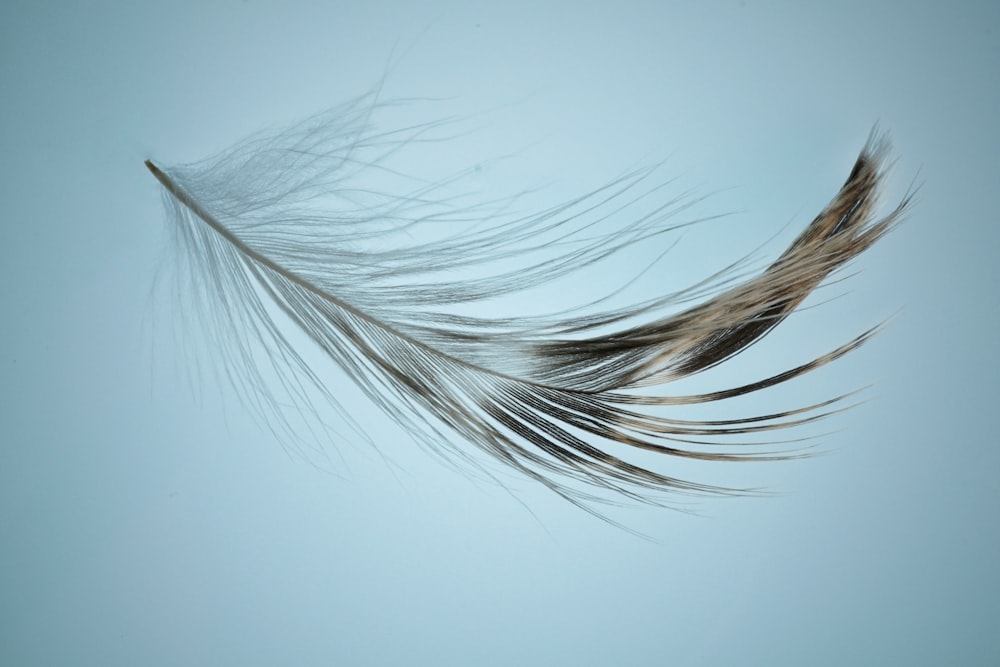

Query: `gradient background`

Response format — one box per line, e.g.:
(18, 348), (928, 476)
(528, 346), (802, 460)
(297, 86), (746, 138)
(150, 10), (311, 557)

(2, 1), (998, 665)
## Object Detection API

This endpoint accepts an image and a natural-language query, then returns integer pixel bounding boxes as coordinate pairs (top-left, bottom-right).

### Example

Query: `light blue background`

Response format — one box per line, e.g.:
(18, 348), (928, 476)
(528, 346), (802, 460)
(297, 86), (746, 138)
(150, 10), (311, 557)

(2, 1), (998, 665)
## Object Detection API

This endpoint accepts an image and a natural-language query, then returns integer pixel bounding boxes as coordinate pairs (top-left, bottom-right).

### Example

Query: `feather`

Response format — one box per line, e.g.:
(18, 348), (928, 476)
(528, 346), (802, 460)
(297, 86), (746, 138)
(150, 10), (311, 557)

(146, 87), (909, 517)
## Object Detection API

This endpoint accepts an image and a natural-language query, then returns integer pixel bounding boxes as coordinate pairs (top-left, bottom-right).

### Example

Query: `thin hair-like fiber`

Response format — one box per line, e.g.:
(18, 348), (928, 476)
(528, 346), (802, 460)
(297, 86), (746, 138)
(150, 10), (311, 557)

(146, 87), (910, 523)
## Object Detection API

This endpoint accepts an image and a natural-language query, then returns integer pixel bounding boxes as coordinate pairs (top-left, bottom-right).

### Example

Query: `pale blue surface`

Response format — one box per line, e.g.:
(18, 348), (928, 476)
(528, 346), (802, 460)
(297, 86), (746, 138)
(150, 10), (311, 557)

(1, 2), (998, 665)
